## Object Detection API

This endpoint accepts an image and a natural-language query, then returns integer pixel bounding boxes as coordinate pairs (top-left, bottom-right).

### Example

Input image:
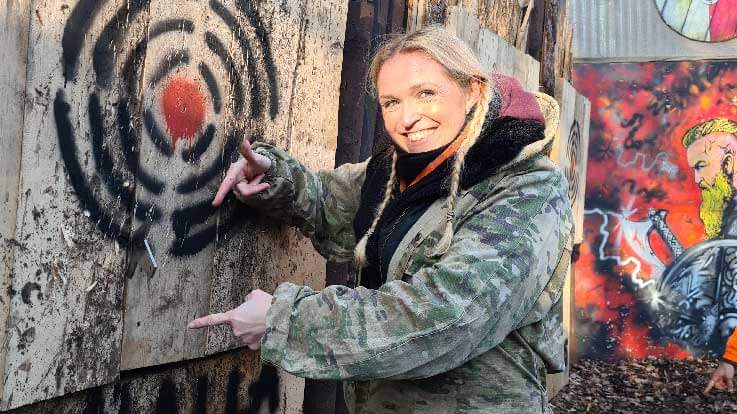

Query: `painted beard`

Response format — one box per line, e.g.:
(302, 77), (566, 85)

(700, 171), (735, 239)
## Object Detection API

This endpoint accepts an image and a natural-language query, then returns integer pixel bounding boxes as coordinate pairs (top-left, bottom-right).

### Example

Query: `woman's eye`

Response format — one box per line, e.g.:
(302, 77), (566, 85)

(382, 100), (398, 109)
(418, 90), (435, 99)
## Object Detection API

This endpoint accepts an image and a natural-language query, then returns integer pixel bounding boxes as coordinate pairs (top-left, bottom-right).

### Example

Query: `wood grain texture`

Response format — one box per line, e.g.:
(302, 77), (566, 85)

(0, 0), (137, 408)
(204, 0), (346, 357)
(0, 0), (33, 400)
(1, 0), (348, 409)
(546, 77), (590, 400)
(7, 348), (284, 414)
(447, 6), (540, 92)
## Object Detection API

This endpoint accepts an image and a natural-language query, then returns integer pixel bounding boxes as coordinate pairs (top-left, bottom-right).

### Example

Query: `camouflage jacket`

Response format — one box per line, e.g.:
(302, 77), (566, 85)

(246, 92), (573, 413)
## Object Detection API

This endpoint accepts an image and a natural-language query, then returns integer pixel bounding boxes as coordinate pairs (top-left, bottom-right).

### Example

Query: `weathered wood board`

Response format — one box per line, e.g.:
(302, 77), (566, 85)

(0, 0), (138, 409)
(546, 78), (591, 399)
(8, 348), (296, 414)
(552, 78), (591, 244)
(447, 6), (541, 92)
(0, 0), (348, 410)
(0, 0), (33, 400)
(204, 0), (345, 358)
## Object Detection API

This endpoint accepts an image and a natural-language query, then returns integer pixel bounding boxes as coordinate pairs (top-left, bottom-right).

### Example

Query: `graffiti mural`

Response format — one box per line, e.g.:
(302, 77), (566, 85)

(54, 0), (279, 257)
(573, 61), (737, 359)
(655, 0), (737, 42)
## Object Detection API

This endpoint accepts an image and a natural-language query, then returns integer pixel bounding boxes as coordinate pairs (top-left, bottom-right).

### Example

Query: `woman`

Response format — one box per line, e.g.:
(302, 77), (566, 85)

(190, 26), (573, 413)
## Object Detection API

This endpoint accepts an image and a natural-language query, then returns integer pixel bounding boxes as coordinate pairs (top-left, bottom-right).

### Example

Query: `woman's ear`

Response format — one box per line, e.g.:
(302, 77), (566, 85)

(465, 79), (482, 113)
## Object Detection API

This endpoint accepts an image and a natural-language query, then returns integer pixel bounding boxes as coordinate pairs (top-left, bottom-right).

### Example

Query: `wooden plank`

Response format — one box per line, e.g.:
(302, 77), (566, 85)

(572, 90), (591, 245)
(8, 348), (290, 414)
(476, 28), (503, 73)
(477, 0), (525, 44)
(513, 52), (541, 92)
(0, 0), (143, 408)
(551, 79), (591, 244)
(205, 2), (347, 409)
(546, 77), (590, 399)
(0, 0), (32, 401)
(203, 0), (346, 357)
(118, 0), (229, 371)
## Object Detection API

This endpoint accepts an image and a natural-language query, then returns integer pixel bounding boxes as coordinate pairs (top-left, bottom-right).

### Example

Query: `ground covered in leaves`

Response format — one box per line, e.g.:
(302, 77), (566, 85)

(550, 357), (737, 413)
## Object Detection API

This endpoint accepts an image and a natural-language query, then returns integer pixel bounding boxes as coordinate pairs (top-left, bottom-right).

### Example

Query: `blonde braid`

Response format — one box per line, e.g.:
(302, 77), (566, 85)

(429, 81), (491, 257)
(354, 149), (399, 269)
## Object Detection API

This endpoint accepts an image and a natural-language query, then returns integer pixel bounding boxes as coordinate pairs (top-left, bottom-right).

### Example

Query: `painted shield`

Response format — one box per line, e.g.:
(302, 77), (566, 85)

(655, 0), (737, 42)
(655, 239), (737, 354)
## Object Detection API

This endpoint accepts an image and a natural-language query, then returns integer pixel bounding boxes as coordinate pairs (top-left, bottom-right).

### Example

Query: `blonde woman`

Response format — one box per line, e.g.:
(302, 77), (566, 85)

(190, 26), (573, 413)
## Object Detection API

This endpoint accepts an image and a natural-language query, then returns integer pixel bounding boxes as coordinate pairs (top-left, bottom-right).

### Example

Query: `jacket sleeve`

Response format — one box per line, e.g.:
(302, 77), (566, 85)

(244, 143), (368, 262)
(260, 168), (574, 380)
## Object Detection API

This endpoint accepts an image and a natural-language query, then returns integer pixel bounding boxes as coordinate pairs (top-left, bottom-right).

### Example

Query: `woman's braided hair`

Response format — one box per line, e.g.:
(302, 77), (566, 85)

(354, 26), (493, 267)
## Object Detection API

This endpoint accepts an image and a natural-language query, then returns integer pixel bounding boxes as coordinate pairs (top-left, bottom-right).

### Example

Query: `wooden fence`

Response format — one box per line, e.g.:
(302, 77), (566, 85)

(0, 0), (347, 410)
(1, 0), (588, 411)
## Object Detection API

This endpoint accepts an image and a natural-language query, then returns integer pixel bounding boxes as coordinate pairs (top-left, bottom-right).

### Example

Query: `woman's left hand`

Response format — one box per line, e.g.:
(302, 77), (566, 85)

(188, 289), (273, 350)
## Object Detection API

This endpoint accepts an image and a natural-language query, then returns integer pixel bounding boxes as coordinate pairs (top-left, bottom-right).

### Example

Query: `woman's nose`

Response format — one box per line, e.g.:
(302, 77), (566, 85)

(399, 103), (421, 129)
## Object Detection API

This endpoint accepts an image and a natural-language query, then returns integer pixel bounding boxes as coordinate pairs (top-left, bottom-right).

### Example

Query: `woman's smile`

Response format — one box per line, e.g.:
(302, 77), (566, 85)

(405, 128), (437, 142)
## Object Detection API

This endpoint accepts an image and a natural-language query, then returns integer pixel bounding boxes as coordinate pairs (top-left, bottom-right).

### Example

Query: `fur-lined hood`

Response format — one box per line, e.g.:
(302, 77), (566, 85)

(467, 73), (560, 180)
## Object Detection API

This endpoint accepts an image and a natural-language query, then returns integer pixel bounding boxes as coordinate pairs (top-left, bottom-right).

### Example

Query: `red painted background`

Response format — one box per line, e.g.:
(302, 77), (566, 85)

(572, 61), (737, 359)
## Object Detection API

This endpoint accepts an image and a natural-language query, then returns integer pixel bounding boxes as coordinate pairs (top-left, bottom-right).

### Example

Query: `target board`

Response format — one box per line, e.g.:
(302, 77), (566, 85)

(1, 0), (346, 409)
(551, 79), (591, 245)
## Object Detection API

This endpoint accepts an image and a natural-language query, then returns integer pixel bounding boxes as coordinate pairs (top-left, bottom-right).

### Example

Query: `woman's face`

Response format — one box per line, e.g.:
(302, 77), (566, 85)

(376, 51), (477, 153)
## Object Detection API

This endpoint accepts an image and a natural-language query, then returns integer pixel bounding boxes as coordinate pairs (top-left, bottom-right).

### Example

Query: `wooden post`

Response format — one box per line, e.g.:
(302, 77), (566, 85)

(526, 0), (572, 96)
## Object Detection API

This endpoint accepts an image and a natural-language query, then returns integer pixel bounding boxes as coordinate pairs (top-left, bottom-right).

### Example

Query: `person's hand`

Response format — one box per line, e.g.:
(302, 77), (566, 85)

(705, 361), (735, 394)
(212, 139), (273, 206)
(188, 289), (274, 350)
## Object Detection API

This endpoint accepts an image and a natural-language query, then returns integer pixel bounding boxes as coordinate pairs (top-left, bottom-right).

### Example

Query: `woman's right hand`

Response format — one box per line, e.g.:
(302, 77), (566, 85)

(212, 139), (273, 206)
(705, 361), (735, 394)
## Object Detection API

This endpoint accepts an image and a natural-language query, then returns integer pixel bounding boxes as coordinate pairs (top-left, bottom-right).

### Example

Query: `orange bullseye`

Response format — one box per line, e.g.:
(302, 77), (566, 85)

(161, 77), (206, 147)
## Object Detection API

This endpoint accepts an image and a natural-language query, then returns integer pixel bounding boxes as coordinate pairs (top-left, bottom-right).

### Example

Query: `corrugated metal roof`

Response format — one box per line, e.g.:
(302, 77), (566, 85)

(570, 0), (737, 62)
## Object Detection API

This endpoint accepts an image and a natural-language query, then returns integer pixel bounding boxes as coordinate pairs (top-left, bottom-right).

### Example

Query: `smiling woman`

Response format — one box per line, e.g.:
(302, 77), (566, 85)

(190, 26), (573, 413)
(375, 52), (477, 154)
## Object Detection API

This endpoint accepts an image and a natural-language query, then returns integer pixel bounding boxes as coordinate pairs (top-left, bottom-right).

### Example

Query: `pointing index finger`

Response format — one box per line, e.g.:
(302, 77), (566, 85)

(240, 139), (258, 163)
(213, 164), (243, 206)
(188, 312), (231, 329)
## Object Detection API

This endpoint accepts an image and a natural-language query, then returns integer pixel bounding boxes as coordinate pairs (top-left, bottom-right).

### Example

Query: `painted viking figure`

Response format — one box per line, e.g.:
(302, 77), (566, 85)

(655, 118), (737, 356)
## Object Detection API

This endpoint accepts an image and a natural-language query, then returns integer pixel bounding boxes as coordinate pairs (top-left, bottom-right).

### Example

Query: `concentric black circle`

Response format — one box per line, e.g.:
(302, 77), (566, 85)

(566, 120), (581, 204)
(55, 0), (279, 256)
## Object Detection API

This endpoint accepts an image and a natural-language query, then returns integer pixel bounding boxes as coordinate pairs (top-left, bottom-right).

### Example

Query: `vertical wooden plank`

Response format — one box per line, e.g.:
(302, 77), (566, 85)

(108, 0), (347, 375)
(477, 28), (502, 73)
(0, 0), (32, 400)
(1, 0), (142, 408)
(513, 53), (541, 92)
(552, 79), (591, 244)
(203, 0), (346, 355)
(546, 78), (590, 399)
(118, 0), (231, 371)
(459, 7), (481, 48)
(572, 91), (591, 245)
(205, 1), (348, 411)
